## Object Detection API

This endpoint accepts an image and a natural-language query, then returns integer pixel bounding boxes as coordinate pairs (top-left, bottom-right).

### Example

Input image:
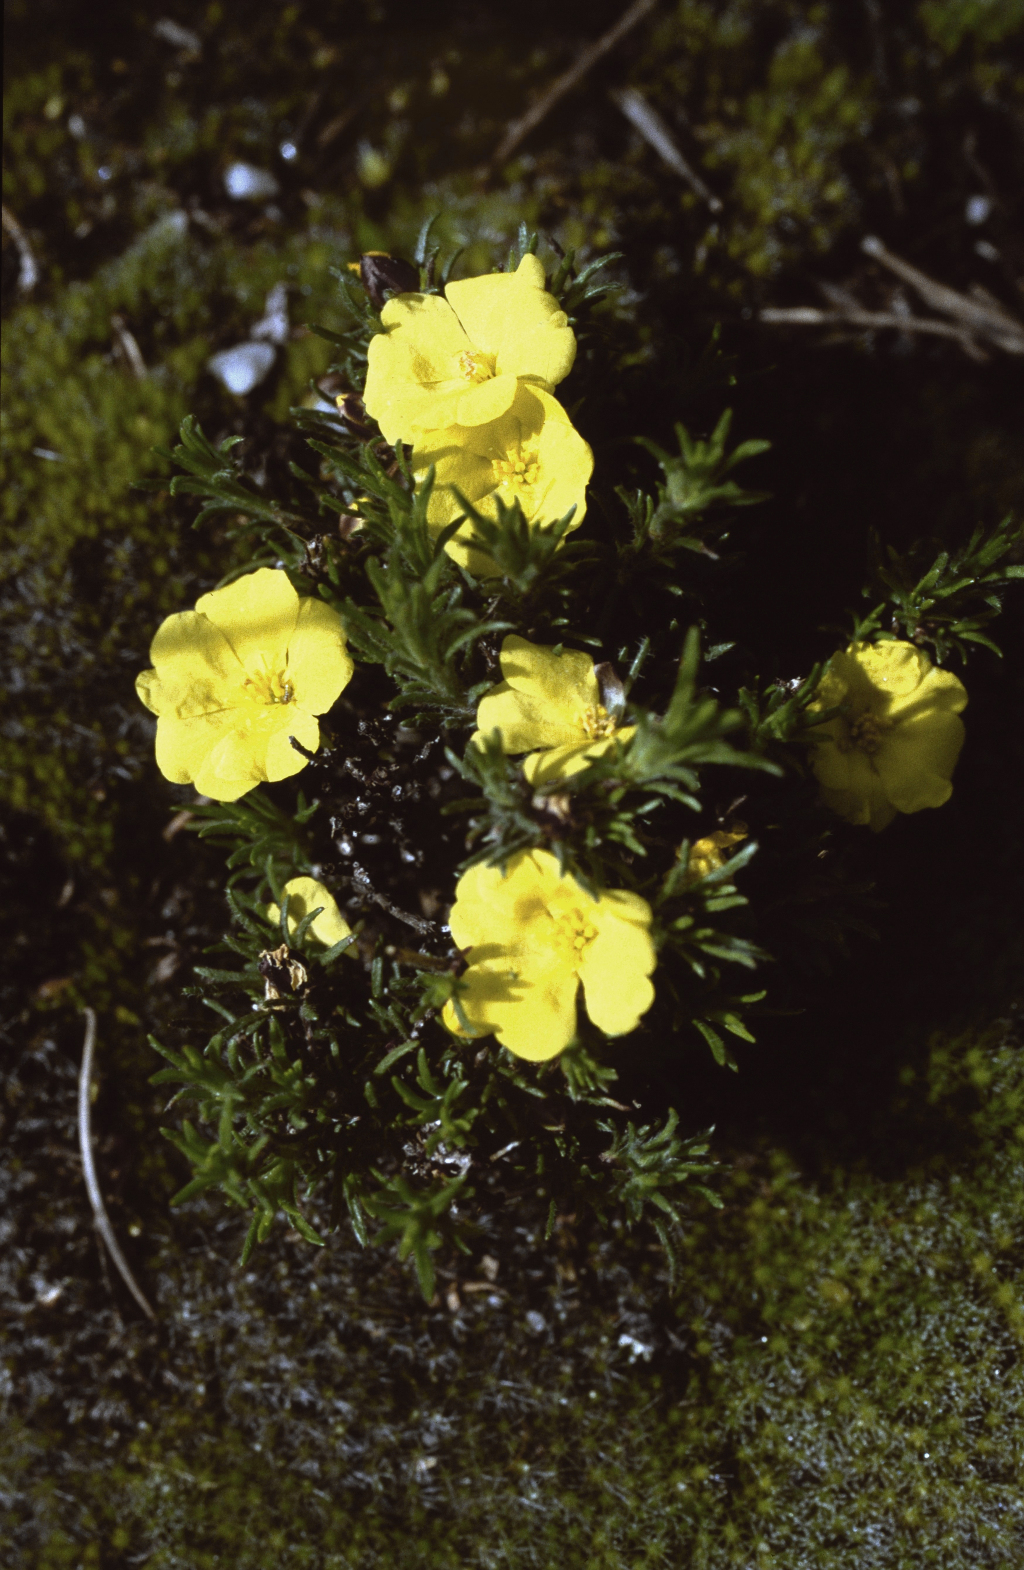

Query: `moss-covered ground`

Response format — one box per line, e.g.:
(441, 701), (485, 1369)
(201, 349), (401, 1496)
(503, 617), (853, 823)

(3, 2), (1023, 1564)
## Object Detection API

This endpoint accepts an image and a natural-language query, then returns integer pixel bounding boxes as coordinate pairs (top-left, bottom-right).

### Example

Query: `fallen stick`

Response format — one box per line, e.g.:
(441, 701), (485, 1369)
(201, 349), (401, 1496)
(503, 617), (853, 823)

(491, 0), (659, 167)
(759, 304), (988, 359)
(610, 86), (721, 211)
(861, 235), (1024, 353)
(78, 1008), (157, 1321)
(2, 203), (39, 293)
(111, 314), (148, 379)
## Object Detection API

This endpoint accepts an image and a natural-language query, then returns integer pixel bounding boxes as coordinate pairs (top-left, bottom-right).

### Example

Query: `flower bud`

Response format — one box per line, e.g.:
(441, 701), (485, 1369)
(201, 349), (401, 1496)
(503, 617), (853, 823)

(359, 252), (420, 308)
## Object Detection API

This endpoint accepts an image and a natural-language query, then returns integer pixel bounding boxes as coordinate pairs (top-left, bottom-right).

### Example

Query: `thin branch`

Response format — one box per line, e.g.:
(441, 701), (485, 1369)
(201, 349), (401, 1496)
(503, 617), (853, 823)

(111, 314), (148, 380)
(610, 87), (721, 211)
(2, 203), (39, 293)
(350, 864), (438, 936)
(491, 0), (659, 167)
(861, 235), (1024, 353)
(758, 305), (989, 361)
(760, 236), (1024, 362)
(78, 1008), (157, 1321)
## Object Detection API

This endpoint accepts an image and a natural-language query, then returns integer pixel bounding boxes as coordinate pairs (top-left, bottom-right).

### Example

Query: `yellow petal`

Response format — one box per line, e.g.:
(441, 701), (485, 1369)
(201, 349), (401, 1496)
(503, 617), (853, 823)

(413, 383), (592, 572)
(412, 433), (498, 529)
(153, 711), (234, 787)
(189, 771), (255, 803)
(457, 954), (580, 1061)
(269, 876), (351, 946)
(874, 710), (965, 813)
(809, 723), (857, 793)
(399, 374), (522, 434)
(446, 255), (576, 390)
(523, 729), (636, 785)
(448, 851), (555, 962)
(135, 667), (160, 716)
(363, 292), (472, 444)
(886, 660), (968, 722)
(195, 568), (299, 676)
(145, 610), (242, 717)
(286, 595), (354, 715)
(452, 373), (520, 428)
(473, 684), (585, 757)
(848, 640), (931, 712)
(193, 725), (266, 798)
(813, 742), (892, 829)
(500, 634), (598, 708)
(264, 708), (321, 781)
(578, 891), (656, 1036)
(808, 659), (850, 720)
(442, 997), (488, 1039)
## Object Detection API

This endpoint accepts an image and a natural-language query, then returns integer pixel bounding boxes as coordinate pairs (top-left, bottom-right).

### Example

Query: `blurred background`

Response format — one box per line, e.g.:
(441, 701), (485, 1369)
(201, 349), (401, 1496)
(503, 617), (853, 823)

(3, 3), (1023, 1565)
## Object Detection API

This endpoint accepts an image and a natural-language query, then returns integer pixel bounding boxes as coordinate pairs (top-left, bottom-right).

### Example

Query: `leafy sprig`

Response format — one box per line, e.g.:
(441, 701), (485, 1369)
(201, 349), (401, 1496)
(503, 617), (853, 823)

(619, 409), (771, 560)
(856, 514), (1024, 661)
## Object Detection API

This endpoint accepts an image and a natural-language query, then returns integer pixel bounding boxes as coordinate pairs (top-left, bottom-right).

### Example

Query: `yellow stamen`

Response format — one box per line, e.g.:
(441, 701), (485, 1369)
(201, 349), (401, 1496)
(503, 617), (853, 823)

(456, 349), (493, 383)
(580, 704), (617, 741)
(547, 903), (599, 964)
(848, 712), (884, 754)
(492, 444), (540, 491)
(244, 663), (294, 705)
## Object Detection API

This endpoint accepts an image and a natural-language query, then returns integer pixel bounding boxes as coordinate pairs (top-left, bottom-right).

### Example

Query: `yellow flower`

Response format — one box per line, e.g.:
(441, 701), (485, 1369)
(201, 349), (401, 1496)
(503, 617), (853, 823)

(687, 828), (748, 880)
(412, 382), (593, 575)
(808, 640), (967, 831)
(136, 568), (353, 802)
(266, 877), (352, 948)
(442, 849), (656, 1062)
(472, 635), (635, 786)
(363, 253), (576, 444)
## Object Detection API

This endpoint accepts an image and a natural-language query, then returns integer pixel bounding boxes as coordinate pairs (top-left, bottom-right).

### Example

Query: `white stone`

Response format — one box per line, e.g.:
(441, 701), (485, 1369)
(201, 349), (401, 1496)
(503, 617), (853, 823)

(208, 341), (276, 395)
(224, 162), (280, 201)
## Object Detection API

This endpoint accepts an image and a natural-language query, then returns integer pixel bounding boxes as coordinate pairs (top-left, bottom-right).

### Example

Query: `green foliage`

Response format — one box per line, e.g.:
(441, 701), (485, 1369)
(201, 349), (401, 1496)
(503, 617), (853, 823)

(5, 1018), (1022, 1568)
(455, 628), (776, 884)
(919, 0), (1024, 53)
(188, 790), (319, 899)
(5, 5), (1024, 1563)
(144, 858), (728, 1297)
(361, 1169), (472, 1300)
(599, 1109), (723, 1278)
(131, 221), (1020, 1295)
(857, 514), (1024, 662)
(623, 408), (771, 560)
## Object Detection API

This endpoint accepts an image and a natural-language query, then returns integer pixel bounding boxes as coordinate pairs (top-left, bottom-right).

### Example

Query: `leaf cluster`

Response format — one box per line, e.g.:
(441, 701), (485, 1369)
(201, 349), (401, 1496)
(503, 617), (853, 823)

(618, 409), (771, 562)
(857, 514), (1024, 662)
(150, 884), (726, 1297)
(139, 239), (1020, 1302)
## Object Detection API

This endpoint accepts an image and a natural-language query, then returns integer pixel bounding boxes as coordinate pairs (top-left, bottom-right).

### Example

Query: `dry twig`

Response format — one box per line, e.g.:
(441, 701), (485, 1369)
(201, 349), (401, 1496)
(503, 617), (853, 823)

(861, 235), (1024, 354)
(491, 0), (659, 167)
(2, 203), (39, 293)
(111, 314), (148, 379)
(78, 1008), (157, 1321)
(759, 305), (990, 360)
(759, 234), (1024, 361)
(610, 86), (721, 211)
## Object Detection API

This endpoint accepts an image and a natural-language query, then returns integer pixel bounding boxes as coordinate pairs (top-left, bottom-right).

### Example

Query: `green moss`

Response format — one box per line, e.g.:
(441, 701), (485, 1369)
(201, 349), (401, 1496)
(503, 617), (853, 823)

(4, 1020), (1021, 1567)
(703, 33), (873, 276)
(3, 6), (1023, 1563)
(919, 0), (1024, 52)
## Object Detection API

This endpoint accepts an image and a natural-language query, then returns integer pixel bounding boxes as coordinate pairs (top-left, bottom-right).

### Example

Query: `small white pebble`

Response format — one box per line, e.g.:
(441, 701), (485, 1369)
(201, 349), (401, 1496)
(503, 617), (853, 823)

(208, 341), (276, 395)
(224, 162), (280, 201)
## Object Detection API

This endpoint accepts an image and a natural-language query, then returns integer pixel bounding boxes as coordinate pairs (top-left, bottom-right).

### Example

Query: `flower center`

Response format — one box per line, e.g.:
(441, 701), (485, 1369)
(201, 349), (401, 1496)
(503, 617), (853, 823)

(547, 903), (599, 963)
(456, 349), (493, 384)
(244, 664), (294, 705)
(847, 712), (884, 754)
(580, 704), (617, 741)
(492, 443), (540, 492)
